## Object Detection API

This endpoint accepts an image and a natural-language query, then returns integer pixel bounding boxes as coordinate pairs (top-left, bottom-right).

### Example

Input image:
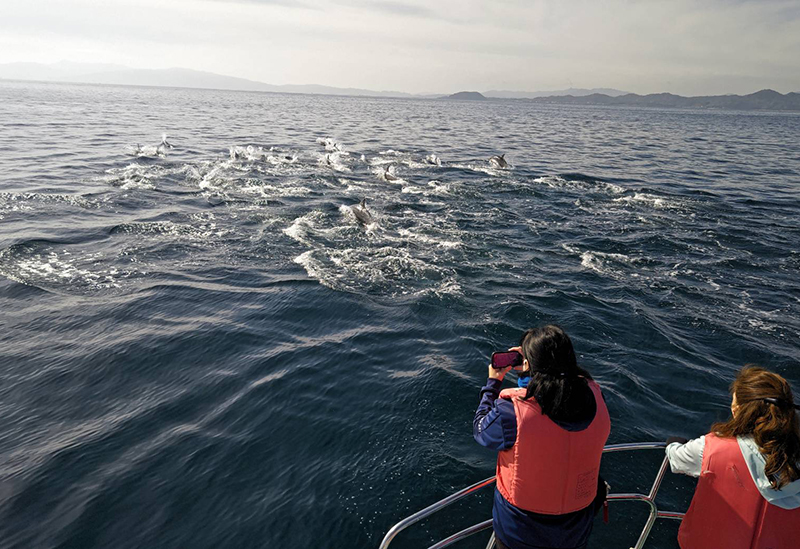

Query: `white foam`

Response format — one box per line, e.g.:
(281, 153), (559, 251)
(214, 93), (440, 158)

(562, 244), (642, 278)
(1, 192), (101, 212)
(579, 252), (608, 275)
(103, 163), (161, 190)
(265, 153), (297, 165)
(451, 162), (506, 177)
(338, 204), (356, 220)
(369, 157), (395, 167)
(293, 250), (325, 278)
(0, 248), (132, 290)
(396, 228), (460, 249)
(614, 193), (677, 209)
(229, 145), (271, 162)
(533, 175), (624, 195)
(399, 180), (450, 197)
(292, 244), (460, 297)
(283, 211), (325, 245)
(115, 218), (228, 241)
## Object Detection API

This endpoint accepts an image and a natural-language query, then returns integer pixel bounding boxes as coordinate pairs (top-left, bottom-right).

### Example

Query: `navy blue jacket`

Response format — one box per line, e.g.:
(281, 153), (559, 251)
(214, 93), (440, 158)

(473, 378), (598, 549)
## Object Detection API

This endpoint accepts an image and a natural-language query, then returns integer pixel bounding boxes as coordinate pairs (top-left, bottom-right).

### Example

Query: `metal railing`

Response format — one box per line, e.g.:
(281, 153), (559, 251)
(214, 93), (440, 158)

(379, 442), (685, 549)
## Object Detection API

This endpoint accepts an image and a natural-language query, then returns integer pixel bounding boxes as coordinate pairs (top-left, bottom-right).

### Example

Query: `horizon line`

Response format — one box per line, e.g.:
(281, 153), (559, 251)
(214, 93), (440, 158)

(2, 61), (799, 99)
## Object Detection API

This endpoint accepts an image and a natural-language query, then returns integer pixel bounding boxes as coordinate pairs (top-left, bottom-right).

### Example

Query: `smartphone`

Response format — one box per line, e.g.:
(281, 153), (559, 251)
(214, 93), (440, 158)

(491, 350), (523, 369)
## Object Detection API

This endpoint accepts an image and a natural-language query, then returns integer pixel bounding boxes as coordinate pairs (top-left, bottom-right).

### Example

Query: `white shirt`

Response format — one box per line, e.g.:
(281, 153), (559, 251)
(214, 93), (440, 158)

(665, 436), (706, 478)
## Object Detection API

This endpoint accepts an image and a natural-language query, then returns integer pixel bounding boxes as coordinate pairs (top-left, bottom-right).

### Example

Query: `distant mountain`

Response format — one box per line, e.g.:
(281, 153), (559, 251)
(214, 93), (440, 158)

(2, 63), (796, 109)
(0, 62), (421, 98)
(530, 89), (800, 111)
(484, 87), (629, 99)
(73, 67), (281, 92)
(274, 83), (420, 98)
(443, 91), (487, 100)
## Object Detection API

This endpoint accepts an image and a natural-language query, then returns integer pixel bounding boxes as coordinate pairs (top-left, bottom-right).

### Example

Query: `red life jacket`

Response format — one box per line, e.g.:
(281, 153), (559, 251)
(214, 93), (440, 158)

(496, 380), (611, 514)
(678, 433), (800, 549)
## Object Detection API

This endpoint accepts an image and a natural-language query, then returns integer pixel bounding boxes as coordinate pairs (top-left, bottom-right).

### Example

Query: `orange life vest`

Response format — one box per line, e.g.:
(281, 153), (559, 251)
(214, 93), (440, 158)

(678, 433), (800, 549)
(496, 380), (611, 514)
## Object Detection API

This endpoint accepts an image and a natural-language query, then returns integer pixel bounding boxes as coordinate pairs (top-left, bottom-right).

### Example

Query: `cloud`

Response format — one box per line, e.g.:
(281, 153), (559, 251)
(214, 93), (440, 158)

(204, 0), (313, 8)
(1, 0), (799, 95)
(336, 0), (440, 19)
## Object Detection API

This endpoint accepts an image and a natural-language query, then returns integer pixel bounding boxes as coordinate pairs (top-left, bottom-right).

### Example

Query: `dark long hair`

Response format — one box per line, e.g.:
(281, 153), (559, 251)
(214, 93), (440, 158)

(521, 325), (595, 423)
(712, 365), (800, 489)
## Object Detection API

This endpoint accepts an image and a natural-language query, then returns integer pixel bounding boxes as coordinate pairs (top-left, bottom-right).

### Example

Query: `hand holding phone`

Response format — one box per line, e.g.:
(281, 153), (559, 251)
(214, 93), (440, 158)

(488, 350), (523, 381)
(491, 350), (524, 369)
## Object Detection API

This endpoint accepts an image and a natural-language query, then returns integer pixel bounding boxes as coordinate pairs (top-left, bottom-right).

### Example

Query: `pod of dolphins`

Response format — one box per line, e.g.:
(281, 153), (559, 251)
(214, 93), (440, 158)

(129, 134), (512, 231)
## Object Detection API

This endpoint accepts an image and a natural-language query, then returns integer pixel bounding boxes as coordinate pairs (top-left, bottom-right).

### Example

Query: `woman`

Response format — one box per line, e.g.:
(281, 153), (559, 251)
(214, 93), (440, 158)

(474, 325), (611, 549)
(666, 366), (800, 548)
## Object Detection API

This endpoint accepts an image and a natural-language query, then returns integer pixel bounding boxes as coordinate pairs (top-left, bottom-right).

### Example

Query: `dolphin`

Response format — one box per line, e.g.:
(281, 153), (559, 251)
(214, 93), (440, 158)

(425, 154), (442, 166)
(322, 138), (341, 152)
(158, 134), (174, 154)
(489, 154), (508, 168)
(351, 198), (375, 226)
(383, 167), (399, 182)
(133, 137), (170, 157)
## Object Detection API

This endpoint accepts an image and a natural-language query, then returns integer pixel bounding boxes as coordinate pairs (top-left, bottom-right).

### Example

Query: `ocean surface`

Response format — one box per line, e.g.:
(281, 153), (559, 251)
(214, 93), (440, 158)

(1, 80), (799, 549)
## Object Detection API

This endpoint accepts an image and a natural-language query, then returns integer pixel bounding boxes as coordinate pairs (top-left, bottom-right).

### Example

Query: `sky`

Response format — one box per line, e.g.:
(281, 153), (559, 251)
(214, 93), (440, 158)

(2, 0), (800, 95)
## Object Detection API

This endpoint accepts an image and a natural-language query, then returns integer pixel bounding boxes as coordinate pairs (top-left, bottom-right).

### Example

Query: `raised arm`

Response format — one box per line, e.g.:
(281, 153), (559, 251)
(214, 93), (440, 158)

(474, 377), (518, 451)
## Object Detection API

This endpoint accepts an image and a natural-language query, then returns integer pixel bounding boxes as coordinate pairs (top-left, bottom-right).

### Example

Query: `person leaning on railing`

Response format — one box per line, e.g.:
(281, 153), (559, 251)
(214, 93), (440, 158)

(666, 365), (800, 549)
(473, 325), (611, 549)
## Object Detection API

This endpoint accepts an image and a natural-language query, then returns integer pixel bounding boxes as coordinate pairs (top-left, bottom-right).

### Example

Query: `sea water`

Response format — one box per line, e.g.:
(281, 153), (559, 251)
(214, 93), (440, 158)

(1, 80), (799, 548)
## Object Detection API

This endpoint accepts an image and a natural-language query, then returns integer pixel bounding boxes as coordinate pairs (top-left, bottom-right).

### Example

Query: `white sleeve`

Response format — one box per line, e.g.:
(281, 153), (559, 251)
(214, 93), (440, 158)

(665, 435), (706, 478)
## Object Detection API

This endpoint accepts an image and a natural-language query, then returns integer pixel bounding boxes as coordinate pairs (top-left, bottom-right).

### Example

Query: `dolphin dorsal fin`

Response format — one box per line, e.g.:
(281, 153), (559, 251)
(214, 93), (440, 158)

(360, 198), (366, 208)
(500, 154), (505, 159)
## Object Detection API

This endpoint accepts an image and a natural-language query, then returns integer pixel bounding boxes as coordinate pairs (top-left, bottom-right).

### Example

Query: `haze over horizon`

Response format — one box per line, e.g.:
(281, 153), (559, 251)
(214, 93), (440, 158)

(2, 0), (800, 96)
